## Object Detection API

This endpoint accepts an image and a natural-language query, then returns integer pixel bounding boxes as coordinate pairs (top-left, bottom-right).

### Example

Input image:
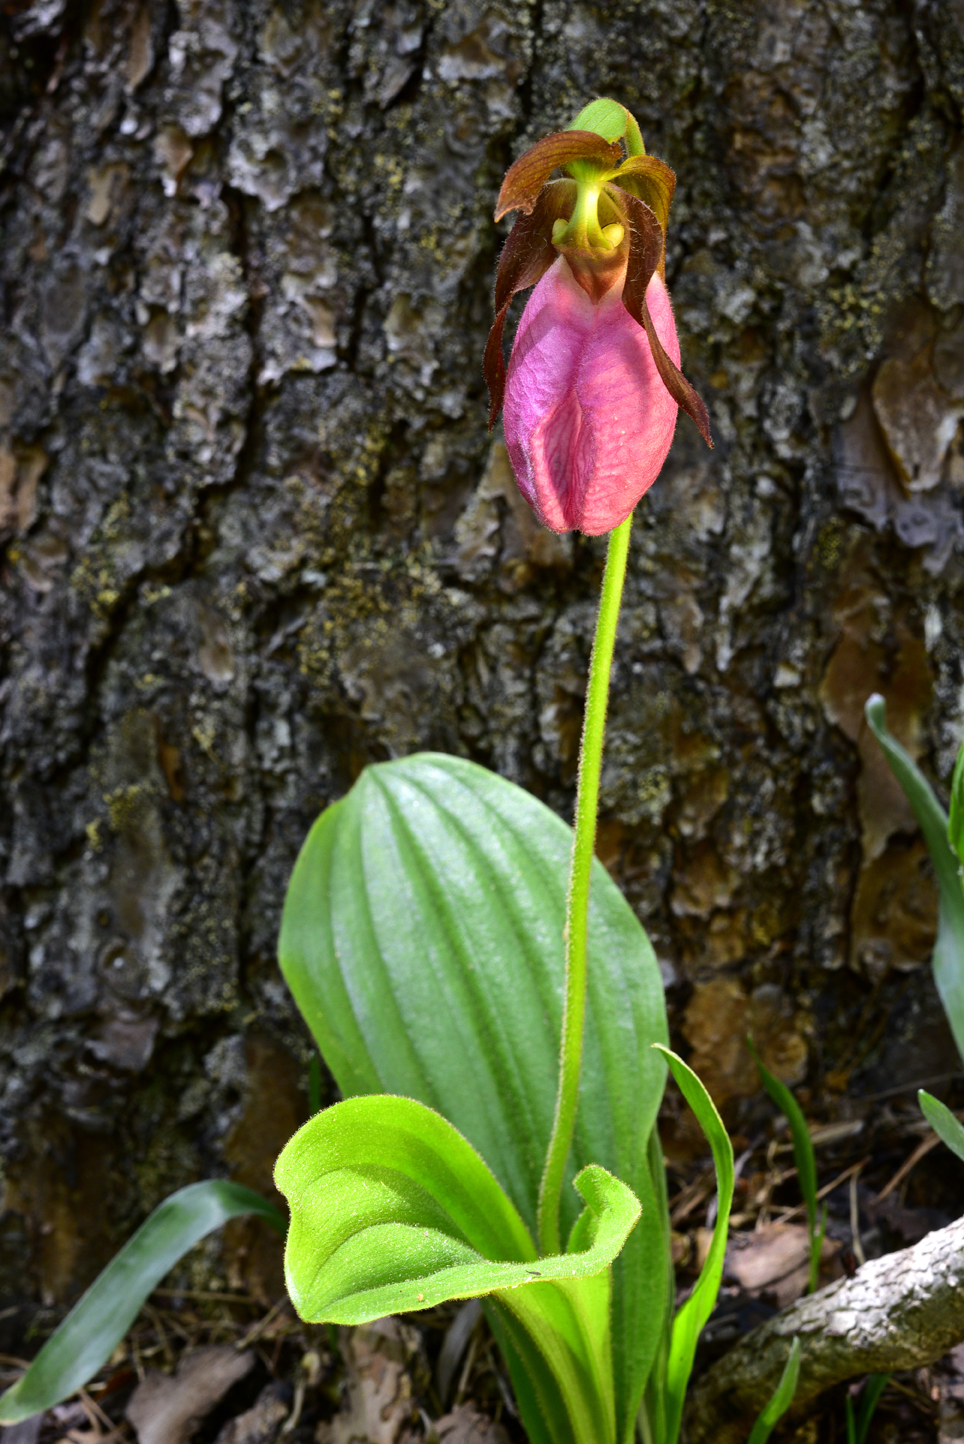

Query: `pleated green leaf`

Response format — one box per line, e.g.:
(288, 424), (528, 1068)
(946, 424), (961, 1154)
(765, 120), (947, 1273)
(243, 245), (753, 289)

(919, 1089), (964, 1164)
(278, 754), (669, 1441)
(865, 695), (964, 1065)
(0, 1182), (286, 1424)
(494, 1270), (615, 1444)
(275, 1094), (640, 1324)
(656, 1046), (734, 1444)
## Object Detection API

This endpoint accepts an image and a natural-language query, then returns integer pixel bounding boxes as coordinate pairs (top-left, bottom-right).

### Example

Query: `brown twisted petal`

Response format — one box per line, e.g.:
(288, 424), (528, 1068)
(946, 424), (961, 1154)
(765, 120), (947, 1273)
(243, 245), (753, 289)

(617, 187), (713, 448)
(606, 155), (676, 277)
(485, 181), (576, 427)
(494, 130), (622, 221)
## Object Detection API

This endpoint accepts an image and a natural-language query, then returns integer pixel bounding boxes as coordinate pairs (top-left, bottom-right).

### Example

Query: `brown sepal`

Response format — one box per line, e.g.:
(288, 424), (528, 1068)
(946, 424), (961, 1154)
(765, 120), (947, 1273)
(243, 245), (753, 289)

(495, 130), (622, 221)
(618, 188), (713, 449)
(607, 155), (675, 276)
(485, 181), (575, 427)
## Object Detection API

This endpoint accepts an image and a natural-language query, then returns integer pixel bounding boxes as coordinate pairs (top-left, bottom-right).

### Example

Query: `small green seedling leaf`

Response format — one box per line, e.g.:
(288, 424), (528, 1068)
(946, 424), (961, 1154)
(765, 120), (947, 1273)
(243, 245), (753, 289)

(866, 696), (964, 1067)
(654, 1046), (734, 1444)
(0, 1182), (285, 1424)
(846, 1373), (890, 1444)
(276, 1093), (641, 1324)
(919, 1089), (964, 1164)
(748, 1038), (821, 1291)
(746, 1337), (801, 1444)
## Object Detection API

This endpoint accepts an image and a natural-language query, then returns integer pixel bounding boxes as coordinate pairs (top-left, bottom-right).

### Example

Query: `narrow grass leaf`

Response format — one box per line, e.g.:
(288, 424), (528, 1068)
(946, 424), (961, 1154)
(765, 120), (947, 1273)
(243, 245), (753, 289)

(854, 1374), (890, 1444)
(865, 696), (964, 1064)
(746, 1337), (801, 1444)
(949, 740), (964, 865)
(654, 1046), (734, 1444)
(0, 1182), (285, 1425)
(748, 1037), (820, 1288)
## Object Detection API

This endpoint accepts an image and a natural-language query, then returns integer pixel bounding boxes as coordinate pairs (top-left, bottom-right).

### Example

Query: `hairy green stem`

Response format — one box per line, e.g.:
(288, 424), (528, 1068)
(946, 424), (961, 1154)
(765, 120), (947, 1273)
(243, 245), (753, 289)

(538, 513), (633, 1256)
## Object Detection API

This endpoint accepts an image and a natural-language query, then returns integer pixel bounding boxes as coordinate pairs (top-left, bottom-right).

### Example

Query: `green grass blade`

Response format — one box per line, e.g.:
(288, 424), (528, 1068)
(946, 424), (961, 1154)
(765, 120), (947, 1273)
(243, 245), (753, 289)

(655, 1046), (734, 1444)
(0, 1182), (286, 1424)
(919, 1089), (964, 1163)
(746, 1337), (801, 1444)
(748, 1038), (818, 1242)
(949, 740), (964, 865)
(865, 695), (964, 1065)
(808, 1204), (827, 1295)
(854, 1374), (890, 1444)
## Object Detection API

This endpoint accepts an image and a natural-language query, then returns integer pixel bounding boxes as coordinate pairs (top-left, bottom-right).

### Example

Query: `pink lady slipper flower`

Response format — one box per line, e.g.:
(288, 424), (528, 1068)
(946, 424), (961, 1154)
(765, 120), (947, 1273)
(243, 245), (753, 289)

(485, 99), (712, 535)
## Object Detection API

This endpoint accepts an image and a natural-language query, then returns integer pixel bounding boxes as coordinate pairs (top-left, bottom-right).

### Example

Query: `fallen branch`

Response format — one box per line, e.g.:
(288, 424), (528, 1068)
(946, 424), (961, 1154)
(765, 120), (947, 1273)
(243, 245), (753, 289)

(683, 1213), (964, 1444)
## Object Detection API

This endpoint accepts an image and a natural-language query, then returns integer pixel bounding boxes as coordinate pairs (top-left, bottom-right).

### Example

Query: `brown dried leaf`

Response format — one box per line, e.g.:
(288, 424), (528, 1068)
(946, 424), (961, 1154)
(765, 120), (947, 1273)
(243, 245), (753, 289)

(212, 1384), (288, 1444)
(318, 1319), (420, 1444)
(434, 1404), (510, 1444)
(494, 130), (621, 220)
(726, 1224), (841, 1309)
(126, 1347), (254, 1444)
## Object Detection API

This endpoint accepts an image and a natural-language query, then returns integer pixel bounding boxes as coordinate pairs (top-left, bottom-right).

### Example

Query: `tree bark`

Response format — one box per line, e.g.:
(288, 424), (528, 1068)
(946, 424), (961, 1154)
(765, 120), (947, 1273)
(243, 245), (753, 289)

(684, 1213), (964, 1444)
(0, 0), (962, 1329)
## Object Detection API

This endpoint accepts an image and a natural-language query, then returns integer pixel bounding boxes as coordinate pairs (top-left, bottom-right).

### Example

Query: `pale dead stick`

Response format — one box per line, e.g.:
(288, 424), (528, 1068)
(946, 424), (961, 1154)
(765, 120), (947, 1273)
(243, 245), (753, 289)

(874, 1132), (943, 1203)
(234, 1295), (289, 1352)
(771, 1156), (871, 1226)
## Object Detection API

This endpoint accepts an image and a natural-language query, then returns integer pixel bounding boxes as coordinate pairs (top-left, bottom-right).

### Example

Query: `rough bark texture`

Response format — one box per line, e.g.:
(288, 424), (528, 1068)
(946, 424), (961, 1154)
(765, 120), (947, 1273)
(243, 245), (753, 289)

(684, 1213), (964, 1444)
(0, 0), (963, 1320)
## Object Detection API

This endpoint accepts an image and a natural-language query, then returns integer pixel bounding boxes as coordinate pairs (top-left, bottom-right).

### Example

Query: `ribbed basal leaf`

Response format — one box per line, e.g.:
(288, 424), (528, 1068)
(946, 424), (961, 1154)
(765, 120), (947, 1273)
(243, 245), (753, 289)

(865, 695), (964, 1065)
(496, 1271), (615, 1444)
(0, 1183), (286, 1424)
(276, 1094), (639, 1333)
(278, 753), (669, 1440)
